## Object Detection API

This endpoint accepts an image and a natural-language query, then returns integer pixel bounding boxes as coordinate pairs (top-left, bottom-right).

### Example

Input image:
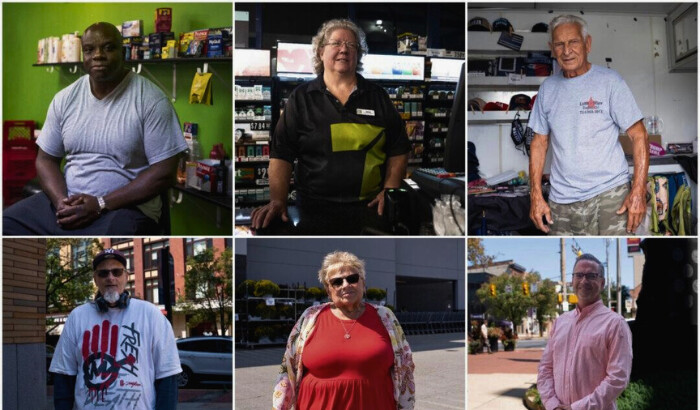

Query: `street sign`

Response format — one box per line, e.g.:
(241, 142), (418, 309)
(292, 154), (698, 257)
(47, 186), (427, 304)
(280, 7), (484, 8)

(625, 298), (632, 313)
(627, 238), (641, 253)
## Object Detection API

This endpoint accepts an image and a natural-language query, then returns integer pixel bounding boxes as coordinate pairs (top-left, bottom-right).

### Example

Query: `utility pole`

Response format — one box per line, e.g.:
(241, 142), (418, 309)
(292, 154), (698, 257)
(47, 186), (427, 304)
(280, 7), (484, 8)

(606, 239), (611, 308)
(616, 238), (622, 314)
(561, 238), (567, 311)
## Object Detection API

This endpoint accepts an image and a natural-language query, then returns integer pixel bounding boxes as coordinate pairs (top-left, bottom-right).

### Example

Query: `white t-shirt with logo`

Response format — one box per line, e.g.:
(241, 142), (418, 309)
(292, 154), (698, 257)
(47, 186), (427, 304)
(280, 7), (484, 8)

(529, 64), (643, 203)
(49, 299), (182, 409)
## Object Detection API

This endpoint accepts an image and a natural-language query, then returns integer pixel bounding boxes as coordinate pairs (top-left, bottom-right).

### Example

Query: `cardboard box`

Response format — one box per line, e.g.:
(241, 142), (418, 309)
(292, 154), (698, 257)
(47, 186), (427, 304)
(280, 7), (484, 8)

(618, 133), (662, 155)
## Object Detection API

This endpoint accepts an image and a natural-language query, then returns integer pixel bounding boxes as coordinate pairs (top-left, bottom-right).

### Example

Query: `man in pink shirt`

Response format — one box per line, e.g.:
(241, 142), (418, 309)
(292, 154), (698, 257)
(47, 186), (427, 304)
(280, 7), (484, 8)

(537, 254), (633, 410)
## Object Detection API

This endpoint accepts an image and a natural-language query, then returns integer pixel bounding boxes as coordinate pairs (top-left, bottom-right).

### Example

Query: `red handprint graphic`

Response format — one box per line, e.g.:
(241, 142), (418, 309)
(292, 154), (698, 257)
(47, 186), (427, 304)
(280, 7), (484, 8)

(81, 320), (136, 402)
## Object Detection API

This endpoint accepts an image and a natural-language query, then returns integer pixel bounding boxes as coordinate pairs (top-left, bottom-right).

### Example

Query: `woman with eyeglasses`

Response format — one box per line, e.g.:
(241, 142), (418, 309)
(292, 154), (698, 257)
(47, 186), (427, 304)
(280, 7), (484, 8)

(273, 251), (415, 409)
(251, 19), (410, 235)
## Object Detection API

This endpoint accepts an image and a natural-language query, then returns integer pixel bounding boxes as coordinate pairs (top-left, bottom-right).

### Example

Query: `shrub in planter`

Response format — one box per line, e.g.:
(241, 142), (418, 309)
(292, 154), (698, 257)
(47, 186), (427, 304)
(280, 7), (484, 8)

(503, 339), (517, 351)
(384, 304), (395, 311)
(305, 287), (325, 301)
(255, 302), (277, 319)
(236, 279), (257, 298)
(278, 304), (294, 319)
(487, 327), (502, 351)
(254, 326), (276, 343)
(468, 340), (482, 354)
(524, 385), (545, 410)
(254, 279), (280, 297)
(366, 288), (387, 301)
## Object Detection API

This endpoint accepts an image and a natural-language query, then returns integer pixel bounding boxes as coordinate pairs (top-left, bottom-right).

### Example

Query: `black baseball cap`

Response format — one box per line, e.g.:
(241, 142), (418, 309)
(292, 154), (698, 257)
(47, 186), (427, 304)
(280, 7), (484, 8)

(468, 17), (491, 32)
(509, 94), (532, 111)
(532, 23), (549, 33)
(492, 18), (513, 33)
(93, 248), (127, 269)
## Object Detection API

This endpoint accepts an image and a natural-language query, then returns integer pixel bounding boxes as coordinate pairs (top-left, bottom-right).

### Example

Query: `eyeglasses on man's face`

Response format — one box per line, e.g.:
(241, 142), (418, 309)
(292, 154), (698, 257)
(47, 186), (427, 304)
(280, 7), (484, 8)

(573, 272), (601, 280)
(96, 268), (126, 278)
(324, 40), (360, 51)
(552, 38), (583, 53)
(329, 273), (361, 288)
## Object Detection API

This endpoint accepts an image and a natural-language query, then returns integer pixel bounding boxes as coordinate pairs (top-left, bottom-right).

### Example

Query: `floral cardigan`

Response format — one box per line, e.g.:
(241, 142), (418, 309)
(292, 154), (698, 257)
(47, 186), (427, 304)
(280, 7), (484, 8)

(272, 302), (416, 409)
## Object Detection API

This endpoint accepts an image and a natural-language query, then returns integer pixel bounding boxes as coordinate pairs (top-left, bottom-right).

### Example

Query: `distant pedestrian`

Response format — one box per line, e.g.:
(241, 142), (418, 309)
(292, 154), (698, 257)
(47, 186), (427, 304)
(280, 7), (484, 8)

(480, 321), (492, 353)
(538, 254), (632, 409)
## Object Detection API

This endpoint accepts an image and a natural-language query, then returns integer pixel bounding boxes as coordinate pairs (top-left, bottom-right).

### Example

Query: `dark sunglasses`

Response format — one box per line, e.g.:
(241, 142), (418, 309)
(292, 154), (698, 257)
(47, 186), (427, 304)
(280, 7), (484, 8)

(96, 268), (126, 278)
(329, 273), (361, 288)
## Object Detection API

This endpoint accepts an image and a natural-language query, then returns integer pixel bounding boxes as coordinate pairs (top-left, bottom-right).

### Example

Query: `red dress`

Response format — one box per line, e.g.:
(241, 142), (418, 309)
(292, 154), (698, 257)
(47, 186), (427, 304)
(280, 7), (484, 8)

(297, 304), (396, 410)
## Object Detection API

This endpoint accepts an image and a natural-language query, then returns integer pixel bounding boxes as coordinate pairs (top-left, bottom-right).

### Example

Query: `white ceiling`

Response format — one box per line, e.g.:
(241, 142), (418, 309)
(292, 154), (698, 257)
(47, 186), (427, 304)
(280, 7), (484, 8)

(468, 2), (683, 16)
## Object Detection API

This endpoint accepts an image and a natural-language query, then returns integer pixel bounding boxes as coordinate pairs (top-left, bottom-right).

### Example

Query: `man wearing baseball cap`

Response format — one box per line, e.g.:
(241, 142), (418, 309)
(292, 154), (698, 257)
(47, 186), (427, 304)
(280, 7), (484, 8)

(528, 15), (649, 235)
(49, 248), (182, 409)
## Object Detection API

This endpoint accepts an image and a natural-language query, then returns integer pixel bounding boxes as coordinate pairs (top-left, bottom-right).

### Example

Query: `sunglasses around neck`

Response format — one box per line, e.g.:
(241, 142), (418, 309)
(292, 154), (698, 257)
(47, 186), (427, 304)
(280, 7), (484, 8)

(96, 268), (126, 278)
(329, 273), (361, 288)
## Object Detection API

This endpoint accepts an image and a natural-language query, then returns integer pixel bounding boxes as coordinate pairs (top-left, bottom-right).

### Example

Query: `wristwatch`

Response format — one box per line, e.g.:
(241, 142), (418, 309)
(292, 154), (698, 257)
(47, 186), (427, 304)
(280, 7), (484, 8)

(97, 196), (107, 215)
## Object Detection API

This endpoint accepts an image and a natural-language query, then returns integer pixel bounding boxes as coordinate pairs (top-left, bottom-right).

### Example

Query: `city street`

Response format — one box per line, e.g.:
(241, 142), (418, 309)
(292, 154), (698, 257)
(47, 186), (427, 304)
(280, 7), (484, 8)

(236, 332), (465, 410)
(468, 339), (545, 410)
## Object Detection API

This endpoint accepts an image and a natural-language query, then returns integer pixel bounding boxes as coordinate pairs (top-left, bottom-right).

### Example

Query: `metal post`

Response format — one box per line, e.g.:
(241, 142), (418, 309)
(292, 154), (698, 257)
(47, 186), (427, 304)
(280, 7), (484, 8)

(561, 238), (566, 310)
(616, 239), (622, 314)
(606, 239), (611, 308)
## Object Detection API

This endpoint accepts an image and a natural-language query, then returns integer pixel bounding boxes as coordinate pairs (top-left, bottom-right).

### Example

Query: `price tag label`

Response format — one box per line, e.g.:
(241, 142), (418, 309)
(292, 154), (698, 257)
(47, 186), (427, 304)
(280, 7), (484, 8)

(508, 73), (524, 84)
(265, 298), (275, 306)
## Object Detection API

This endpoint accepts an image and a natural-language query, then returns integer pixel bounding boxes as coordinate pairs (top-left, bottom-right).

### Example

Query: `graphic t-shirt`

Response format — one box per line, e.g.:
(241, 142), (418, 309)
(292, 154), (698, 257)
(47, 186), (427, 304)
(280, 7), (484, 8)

(49, 299), (182, 409)
(529, 64), (643, 203)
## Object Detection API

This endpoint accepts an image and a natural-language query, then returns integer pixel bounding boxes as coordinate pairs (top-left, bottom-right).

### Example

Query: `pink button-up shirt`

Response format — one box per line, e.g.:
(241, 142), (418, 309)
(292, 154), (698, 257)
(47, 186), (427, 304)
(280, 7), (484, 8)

(537, 299), (633, 410)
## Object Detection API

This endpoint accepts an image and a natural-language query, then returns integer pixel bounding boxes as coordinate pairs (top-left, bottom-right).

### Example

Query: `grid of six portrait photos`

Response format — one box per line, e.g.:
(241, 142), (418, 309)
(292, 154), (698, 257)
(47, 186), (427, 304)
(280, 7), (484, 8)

(1, 2), (697, 410)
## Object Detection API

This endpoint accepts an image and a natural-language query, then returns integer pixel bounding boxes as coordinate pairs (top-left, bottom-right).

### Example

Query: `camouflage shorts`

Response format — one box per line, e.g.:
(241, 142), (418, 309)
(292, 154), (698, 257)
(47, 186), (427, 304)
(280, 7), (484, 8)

(548, 183), (630, 236)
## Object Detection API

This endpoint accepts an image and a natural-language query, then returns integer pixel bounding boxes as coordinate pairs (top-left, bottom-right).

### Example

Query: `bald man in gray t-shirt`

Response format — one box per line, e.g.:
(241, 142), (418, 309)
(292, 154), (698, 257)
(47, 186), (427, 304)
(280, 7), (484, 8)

(528, 15), (649, 236)
(3, 22), (187, 235)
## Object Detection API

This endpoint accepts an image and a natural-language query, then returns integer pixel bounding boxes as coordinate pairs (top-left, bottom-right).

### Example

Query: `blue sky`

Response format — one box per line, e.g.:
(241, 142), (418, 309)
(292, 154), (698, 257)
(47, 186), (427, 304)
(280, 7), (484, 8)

(471, 238), (639, 288)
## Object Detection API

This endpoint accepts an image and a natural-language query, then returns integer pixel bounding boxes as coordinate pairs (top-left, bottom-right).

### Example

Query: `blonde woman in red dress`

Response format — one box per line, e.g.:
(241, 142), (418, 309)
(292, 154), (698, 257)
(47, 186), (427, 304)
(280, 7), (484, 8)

(273, 251), (415, 409)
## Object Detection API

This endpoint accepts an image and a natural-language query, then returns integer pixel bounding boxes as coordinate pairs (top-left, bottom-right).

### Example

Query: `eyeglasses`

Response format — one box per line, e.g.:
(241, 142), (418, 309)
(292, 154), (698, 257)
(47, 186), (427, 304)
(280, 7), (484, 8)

(324, 40), (360, 50)
(573, 272), (601, 280)
(329, 273), (361, 288)
(552, 39), (583, 53)
(96, 268), (126, 278)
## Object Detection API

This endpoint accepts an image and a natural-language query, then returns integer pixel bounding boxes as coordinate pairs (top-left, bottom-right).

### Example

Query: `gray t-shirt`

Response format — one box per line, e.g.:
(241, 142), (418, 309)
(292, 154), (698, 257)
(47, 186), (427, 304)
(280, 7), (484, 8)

(37, 71), (187, 221)
(529, 64), (643, 204)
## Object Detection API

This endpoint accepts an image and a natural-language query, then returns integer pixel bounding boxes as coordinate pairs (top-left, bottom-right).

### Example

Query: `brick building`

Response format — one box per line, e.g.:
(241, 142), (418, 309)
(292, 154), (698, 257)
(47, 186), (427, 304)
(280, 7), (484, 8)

(103, 237), (232, 338)
(3, 238), (47, 410)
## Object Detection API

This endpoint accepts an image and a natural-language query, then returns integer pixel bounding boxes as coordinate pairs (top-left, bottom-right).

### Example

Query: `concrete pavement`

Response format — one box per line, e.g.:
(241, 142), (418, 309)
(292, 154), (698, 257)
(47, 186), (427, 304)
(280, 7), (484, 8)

(235, 332), (465, 410)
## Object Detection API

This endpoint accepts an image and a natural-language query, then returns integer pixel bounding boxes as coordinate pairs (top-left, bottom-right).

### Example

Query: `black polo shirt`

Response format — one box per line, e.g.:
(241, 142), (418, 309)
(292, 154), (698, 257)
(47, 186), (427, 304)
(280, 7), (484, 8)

(271, 74), (410, 203)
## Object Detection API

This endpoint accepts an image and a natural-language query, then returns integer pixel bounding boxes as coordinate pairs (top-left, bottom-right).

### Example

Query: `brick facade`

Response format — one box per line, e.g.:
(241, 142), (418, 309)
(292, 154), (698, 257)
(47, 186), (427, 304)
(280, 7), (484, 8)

(3, 238), (46, 344)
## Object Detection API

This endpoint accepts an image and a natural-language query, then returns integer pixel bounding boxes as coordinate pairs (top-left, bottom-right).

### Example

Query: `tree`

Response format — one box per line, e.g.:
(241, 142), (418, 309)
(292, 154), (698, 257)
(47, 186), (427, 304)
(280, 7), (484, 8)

(476, 273), (534, 329)
(178, 247), (232, 336)
(530, 273), (558, 337)
(46, 238), (102, 334)
(468, 238), (494, 268)
(601, 282), (631, 315)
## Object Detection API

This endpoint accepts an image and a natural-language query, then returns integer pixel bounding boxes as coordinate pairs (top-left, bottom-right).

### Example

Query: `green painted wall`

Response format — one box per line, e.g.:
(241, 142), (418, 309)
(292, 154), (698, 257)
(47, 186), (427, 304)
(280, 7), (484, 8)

(3, 2), (232, 235)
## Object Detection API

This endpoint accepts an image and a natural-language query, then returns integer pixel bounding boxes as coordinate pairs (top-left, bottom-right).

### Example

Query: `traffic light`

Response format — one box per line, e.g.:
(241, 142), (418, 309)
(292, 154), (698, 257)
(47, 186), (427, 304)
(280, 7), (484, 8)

(568, 294), (578, 304)
(489, 284), (496, 296)
(522, 282), (530, 296)
(558, 294), (563, 303)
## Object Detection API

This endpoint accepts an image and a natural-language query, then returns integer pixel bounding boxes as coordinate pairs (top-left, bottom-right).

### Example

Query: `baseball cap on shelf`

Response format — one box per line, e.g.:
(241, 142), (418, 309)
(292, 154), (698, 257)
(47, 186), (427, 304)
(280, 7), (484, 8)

(492, 18), (513, 33)
(93, 248), (127, 269)
(468, 97), (486, 111)
(468, 17), (491, 32)
(509, 94), (532, 111)
(531, 22), (549, 33)
(483, 101), (509, 111)
(529, 94), (538, 110)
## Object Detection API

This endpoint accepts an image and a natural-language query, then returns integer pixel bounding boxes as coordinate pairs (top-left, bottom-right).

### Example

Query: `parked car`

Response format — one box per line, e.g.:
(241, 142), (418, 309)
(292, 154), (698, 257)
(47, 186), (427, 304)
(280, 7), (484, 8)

(176, 336), (232, 388)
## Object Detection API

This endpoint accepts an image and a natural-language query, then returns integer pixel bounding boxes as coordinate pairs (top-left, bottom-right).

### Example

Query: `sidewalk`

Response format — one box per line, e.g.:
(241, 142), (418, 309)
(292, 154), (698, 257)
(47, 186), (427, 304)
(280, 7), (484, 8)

(46, 386), (233, 409)
(467, 346), (544, 410)
(236, 332), (465, 410)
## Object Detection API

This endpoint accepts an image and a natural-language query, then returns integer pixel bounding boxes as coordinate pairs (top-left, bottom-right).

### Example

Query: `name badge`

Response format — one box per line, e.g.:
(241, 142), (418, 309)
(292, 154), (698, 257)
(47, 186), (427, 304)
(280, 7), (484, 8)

(356, 108), (375, 116)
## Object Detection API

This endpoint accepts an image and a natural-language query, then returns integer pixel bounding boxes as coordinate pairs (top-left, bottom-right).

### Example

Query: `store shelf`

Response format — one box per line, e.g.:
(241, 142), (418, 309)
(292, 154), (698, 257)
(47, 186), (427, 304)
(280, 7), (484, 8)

(236, 99), (272, 103)
(235, 119), (272, 123)
(468, 75), (547, 90)
(236, 157), (270, 163)
(468, 32), (550, 53)
(468, 110), (531, 124)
